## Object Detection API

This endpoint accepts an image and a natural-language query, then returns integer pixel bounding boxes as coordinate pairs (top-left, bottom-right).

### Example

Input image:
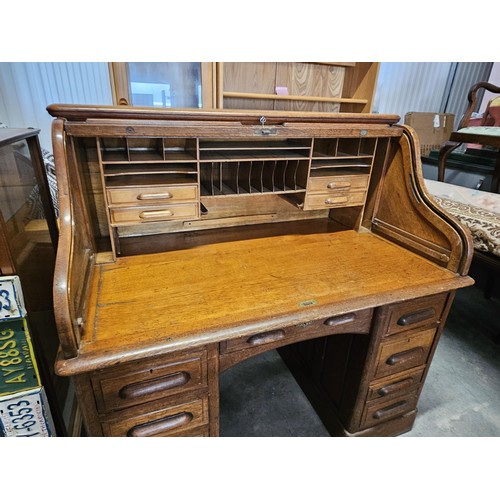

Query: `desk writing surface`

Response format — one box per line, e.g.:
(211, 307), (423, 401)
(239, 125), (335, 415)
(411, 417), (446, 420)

(60, 229), (473, 374)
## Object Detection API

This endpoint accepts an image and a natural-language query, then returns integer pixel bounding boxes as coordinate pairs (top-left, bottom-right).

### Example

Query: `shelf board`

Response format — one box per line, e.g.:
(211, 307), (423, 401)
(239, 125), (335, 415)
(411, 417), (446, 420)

(223, 91), (368, 105)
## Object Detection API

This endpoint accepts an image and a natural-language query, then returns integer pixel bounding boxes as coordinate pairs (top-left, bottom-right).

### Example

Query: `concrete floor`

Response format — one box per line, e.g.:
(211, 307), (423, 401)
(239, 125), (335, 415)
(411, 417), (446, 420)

(219, 280), (500, 437)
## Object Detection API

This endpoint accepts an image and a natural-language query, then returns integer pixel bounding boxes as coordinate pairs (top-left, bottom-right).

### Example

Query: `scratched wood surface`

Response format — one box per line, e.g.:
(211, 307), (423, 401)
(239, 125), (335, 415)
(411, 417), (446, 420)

(61, 229), (473, 374)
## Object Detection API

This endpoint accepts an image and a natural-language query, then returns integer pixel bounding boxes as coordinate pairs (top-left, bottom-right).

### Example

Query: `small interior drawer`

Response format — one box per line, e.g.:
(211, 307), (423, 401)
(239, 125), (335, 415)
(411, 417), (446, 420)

(220, 308), (373, 356)
(374, 328), (435, 379)
(101, 397), (209, 437)
(303, 191), (366, 210)
(366, 366), (425, 402)
(107, 184), (198, 205)
(91, 351), (207, 413)
(361, 391), (418, 428)
(384, 293), (448, 337)
(307, 174), (369, 193)
(109, 202), (199, 224)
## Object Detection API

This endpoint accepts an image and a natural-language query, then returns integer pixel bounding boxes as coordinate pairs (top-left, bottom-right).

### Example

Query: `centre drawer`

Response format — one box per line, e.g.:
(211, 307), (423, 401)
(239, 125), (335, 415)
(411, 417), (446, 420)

(107, 184), (198, 205)
(221, 308), (373, 355)
(90, 351), (207, 413)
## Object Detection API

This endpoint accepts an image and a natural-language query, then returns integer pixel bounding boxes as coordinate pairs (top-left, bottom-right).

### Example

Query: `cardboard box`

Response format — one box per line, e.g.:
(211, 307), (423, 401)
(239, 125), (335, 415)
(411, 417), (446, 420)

(0, 318), (41, 396)
(0, 386), (56, 436)
(0, 276), (26, 321)
(404, 112), (455, 156)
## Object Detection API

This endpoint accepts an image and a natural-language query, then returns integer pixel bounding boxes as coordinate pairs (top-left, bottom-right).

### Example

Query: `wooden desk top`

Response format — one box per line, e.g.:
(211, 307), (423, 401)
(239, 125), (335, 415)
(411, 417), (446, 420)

(56, 230), (473, 375)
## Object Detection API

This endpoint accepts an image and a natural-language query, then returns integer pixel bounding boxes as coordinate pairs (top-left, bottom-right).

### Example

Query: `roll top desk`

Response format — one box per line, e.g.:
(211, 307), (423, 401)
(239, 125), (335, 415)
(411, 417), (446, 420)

(48, 105), (474, 437)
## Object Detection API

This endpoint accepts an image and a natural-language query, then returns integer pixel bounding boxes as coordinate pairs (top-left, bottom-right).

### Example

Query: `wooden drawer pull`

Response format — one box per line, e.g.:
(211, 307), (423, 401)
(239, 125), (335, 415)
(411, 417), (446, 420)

(137, 192), (173, 200)
(372, 400), (408, 420)
(324, 197), (348, 205)
(386, 347), (424, 366)
(327, 181), (351, 189)
(139, 209), (173, 219)
(377, 377), (415, 397)
(247, 329), (285, 346)
(119, 371), (191, 400)
(397, 308), (435, 326)
(324, 313), (356, 326)
(127, 411), (193, 437)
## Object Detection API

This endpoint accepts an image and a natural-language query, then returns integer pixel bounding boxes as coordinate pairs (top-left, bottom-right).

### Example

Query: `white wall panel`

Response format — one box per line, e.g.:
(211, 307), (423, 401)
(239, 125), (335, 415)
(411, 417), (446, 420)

(0, 62), (112, 151)
(373, 62), (453, 123)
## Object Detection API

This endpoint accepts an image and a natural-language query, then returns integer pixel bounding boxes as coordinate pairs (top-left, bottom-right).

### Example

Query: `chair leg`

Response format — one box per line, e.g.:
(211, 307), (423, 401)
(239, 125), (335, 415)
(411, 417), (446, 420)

(438, 141), (461, 182)
(492, 150), (500, 194)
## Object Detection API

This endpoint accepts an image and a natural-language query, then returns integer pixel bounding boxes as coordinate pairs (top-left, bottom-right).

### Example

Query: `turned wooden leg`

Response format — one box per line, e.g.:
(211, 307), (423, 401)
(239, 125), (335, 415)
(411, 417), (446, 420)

(438, 141), (461, 182)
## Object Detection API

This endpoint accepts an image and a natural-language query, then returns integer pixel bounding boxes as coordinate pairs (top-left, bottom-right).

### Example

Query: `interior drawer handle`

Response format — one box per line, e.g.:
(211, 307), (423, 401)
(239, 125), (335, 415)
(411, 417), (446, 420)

(324, 196), (348, 205)
(137, 192), (173, 200)
(327, 181), (351, 189)
(377, 377), (415, 397)
(127, 411), (193, 437)
(324, 313), (356, 326)
(397, 308), (435, 326)
(247, 329), (285, 346)
(372, 400), (408, 420)
(386, 347), (424, 366)
(139, 209), (173, 219)
(119, 371), (191, 400)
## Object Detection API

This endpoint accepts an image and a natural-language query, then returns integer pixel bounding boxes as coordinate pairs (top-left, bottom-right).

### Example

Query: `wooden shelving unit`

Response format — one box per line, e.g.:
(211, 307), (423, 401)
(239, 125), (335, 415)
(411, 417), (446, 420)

(109, 62), (380, 114)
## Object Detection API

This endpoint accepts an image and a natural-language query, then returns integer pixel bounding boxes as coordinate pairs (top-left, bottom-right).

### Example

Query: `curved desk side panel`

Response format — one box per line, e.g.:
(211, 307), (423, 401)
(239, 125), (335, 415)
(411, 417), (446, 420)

(52, 119), (96, 359)
(371, 125), (473, 275)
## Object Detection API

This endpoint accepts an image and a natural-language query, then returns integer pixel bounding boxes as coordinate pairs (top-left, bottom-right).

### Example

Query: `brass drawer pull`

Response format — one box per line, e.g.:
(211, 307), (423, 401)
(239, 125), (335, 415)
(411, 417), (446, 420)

(127, 411), (193, 437)
(137, 192), (173, 200)
(377, 377), (415, 397)
(118, 371), (191, 400)
(324, 197), (348, 205)
(397, 308), (436, 326)
(386, 347), (424, 366)
(139, 209), (173, 219)
(327, 181), (351, 189)
(372, 400), (408, 420)
(324, 313), (356, 326)
(247, 329), (285, 346)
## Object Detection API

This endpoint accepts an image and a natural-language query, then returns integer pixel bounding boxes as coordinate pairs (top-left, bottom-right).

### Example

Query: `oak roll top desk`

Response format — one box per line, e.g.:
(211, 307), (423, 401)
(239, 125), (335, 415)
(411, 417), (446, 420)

(47, 105), (474, 437)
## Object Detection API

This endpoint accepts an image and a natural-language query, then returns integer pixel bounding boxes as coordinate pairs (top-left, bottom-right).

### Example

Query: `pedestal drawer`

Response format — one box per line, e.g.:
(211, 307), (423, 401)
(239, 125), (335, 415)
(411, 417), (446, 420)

(101, 397), (209, 437)
(384, 293), (448, 337)
(367, 366), (425, 402)
(374, 328), (435, 378)
(361, 392), (418, 428)
(91, 351), (207, 413)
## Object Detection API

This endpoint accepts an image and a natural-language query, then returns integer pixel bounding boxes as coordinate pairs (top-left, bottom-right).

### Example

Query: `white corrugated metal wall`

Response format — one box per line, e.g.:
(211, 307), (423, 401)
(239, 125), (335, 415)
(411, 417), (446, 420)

(0, 62), (495, 153)
(0, 62), (113, 151)
(373, 62), (493, 128)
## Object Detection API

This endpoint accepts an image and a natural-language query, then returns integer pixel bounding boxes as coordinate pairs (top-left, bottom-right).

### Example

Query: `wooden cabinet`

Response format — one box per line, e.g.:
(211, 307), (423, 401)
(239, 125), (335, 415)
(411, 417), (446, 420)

(109, 62), (380, 113)
(47, 105), (474, 437)
(218, 62), (379, 113)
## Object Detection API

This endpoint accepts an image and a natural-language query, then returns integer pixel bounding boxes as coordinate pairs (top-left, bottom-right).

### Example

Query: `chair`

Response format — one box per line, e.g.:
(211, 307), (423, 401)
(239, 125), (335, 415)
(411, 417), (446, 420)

(438, 81), (500, 193)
